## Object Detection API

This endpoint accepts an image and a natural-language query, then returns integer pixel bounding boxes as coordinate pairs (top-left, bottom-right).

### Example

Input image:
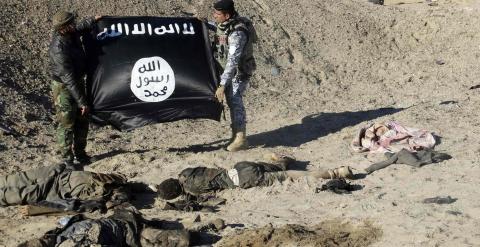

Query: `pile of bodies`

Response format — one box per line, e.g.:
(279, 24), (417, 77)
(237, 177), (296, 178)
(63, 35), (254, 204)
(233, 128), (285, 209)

(2, 154), (354, 246)
(1, 120), (451, 246)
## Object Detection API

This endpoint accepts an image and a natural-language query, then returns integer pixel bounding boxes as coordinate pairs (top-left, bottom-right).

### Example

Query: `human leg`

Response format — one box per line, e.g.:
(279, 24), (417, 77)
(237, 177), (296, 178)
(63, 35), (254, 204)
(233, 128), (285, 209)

(225, 75), (248, 151)
(285, 170), (330, 180)
(260, 171), (288, 186)
(285, 166), (353, 180)
(0, 165), (64, 206)
(0, 164), (64, 188)
(235, 162), (287, 188)
(0, 184), (52, 206)
(73, 111), (92, 164)
(51, 81), (76, 164)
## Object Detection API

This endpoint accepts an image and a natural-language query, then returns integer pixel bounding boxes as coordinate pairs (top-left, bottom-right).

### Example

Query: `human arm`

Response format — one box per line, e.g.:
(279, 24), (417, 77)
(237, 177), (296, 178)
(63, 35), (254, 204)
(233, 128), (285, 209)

(50, 46), (88, 107)
(219, 30), (248, 86)
(206, 20), (217, 31)
(364, 152), (398, 174)
(196, 16), (216, 31)
(75, 16), (98, 33)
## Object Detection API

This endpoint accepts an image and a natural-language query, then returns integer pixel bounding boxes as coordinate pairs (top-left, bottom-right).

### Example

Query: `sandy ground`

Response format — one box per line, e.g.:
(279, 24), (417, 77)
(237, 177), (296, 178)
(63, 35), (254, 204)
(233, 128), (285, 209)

(1, 0), (480, 246)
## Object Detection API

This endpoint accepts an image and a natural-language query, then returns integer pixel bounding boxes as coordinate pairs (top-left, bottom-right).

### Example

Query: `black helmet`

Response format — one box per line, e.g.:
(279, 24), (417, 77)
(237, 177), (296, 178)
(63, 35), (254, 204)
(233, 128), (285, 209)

(157, 178), (183, 200)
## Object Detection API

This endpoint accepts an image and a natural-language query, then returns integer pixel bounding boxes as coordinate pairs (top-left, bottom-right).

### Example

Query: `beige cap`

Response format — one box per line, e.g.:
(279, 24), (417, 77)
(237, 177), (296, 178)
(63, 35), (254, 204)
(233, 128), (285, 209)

(53, 11), (74, 30)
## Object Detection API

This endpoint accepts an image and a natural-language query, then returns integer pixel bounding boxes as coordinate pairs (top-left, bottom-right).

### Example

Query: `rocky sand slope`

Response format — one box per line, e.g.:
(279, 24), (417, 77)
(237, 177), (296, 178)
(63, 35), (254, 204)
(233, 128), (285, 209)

(1, 0), (480, 246)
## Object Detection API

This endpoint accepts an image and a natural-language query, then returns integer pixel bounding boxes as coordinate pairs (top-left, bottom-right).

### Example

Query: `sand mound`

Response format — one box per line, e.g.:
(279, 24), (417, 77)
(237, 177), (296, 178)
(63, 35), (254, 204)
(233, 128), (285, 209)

(217, 220), (382, 247)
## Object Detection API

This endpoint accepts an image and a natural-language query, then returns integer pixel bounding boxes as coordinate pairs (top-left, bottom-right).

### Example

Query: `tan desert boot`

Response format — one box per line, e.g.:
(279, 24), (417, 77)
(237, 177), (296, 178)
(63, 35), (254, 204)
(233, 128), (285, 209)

(228, 125), (236, 144)
(327, 166), (354, 179)
(226, 131), (248, 151)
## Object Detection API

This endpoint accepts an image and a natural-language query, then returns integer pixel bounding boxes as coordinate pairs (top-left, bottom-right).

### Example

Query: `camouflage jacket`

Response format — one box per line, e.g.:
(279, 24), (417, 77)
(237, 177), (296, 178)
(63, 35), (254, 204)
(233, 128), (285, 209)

(209, 15), (256, 86)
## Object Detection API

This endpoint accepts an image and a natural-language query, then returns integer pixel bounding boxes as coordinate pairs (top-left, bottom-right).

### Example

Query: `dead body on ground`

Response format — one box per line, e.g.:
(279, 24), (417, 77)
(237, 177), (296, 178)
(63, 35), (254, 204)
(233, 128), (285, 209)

(0, 163), (154, 215)
(157, 154), (354, 206)
(18, 204), (190, 247)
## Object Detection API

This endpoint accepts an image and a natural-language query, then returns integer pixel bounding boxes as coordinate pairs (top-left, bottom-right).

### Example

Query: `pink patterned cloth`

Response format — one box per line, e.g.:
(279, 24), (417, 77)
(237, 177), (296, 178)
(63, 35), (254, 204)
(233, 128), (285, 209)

(351, 121), (436, 153)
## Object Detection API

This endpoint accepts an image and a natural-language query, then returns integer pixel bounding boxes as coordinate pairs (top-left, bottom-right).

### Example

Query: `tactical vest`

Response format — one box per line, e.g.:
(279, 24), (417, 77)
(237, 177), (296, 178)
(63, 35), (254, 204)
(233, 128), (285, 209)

(214, 16), (257, 76)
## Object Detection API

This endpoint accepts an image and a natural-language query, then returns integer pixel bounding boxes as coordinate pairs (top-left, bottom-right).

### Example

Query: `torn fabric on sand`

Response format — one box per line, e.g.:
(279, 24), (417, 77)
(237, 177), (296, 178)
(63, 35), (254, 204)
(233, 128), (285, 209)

(351, 121), (436, 153)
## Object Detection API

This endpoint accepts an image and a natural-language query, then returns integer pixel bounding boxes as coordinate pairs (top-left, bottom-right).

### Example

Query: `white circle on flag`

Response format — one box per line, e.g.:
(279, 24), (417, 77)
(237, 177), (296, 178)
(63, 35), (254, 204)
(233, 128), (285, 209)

(130, 56), (175, 102)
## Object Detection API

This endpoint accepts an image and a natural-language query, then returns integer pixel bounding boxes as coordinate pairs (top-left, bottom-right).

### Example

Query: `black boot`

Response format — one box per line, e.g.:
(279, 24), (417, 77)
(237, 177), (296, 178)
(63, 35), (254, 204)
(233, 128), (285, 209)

(74, 153), (96, 165)
(63, 159), (81, 171)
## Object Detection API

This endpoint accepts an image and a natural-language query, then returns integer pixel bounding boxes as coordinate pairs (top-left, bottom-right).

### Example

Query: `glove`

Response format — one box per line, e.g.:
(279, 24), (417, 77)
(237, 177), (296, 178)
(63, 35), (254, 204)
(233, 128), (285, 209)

(215, 85), (225, 103)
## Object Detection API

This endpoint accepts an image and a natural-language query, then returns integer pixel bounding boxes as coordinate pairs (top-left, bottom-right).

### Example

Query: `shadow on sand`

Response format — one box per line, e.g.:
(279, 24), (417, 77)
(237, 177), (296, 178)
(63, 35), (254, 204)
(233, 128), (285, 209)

(169, 107), (403, 153)
(92, 149), (151, 163)
(248, 107), (403, 148)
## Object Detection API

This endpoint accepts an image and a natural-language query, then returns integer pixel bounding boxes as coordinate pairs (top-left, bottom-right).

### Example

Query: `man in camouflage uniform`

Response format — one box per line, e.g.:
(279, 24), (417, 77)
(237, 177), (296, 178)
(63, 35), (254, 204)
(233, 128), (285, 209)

(157, 154), (354, 200)
(0, 163), (136, 213)
(209, 0), (257, 151)
(49, 11), (101, 167)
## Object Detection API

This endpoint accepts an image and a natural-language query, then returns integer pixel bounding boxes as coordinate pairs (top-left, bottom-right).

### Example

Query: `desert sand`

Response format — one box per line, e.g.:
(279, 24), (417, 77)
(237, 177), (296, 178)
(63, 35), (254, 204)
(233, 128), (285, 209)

(1, 0), (480, 246)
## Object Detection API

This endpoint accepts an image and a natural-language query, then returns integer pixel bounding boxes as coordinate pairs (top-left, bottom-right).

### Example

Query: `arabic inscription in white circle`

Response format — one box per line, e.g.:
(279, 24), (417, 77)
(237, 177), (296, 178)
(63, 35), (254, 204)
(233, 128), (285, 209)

(130, 56), (175, 102)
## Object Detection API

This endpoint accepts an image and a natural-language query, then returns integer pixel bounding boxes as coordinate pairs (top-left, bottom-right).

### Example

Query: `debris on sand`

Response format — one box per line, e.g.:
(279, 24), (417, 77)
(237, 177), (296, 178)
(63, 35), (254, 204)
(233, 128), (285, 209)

(423, 196), (457, 205)
(217, 220), (382, 247)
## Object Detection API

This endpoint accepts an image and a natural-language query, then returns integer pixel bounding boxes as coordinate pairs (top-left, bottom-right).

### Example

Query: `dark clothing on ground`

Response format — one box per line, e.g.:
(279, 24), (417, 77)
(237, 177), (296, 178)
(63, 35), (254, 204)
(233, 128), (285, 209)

(234, 161), (286, 188)
(178, 161), (287, 197)
(0, 164), (128, 210)
(18, 205), (190, 247)
(179, 167), (234, 196)
(365, 149), (452, 174)
(316, 179), (361, 194)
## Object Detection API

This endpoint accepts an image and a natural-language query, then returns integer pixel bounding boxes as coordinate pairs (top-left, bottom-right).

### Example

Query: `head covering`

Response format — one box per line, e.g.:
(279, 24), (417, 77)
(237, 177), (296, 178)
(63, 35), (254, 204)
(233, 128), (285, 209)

(213, 0), (235, 12)
(53, 11), (74, 30)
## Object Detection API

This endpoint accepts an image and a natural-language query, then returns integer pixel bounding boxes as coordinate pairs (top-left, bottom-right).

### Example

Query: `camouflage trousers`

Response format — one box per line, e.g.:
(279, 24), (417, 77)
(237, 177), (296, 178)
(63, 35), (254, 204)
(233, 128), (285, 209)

(0, 163), (126, 206)
(0, 164), (64, 206)
(225, 74), (249, 131)
(51, 80), (89, 162)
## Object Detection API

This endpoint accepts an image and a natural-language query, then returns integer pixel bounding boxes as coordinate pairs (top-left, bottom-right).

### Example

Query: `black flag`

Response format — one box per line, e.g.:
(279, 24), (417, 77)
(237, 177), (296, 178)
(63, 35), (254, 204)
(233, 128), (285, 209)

(84, 16), (222, 131)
